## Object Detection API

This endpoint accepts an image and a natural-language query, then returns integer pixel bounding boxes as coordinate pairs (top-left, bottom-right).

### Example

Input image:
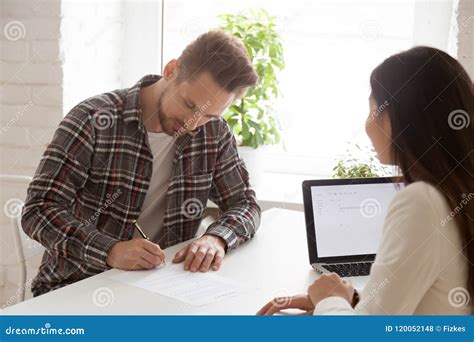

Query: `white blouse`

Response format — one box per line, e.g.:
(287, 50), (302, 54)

(314, 181), (471, 315)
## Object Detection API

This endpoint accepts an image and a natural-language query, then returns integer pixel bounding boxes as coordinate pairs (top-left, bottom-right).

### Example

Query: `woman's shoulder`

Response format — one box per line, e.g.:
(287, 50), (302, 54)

(386, 181), (452, 231)
(392, 181), (448, 209)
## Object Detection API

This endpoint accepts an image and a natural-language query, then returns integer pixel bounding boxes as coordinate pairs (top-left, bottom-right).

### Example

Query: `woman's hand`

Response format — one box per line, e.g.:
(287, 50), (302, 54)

(256, 294), (314, 315)
(308, 273), (355, 307)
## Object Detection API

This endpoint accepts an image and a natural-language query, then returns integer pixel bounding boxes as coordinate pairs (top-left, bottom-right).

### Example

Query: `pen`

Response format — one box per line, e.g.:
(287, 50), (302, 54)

(133, 220), (166, 268)
(133, 220), (149, 240)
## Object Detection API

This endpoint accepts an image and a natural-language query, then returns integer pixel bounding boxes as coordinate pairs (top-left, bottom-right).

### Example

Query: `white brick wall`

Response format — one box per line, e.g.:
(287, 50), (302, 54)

(0, 0), (62, 177)
(0, 0), (63, 308)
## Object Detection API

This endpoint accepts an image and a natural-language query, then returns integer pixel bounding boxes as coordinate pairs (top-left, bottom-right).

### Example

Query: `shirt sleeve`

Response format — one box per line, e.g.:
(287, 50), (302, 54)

(205, 119), (261, 251)
(21, 105), (120, 270)
(315, 296), (356, 315)
(315, 183), (442, 315)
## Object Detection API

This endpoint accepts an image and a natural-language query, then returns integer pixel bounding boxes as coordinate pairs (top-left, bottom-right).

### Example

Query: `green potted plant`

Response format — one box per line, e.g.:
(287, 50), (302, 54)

(218, 9), (285, 185)
(332, 143), (395, 179)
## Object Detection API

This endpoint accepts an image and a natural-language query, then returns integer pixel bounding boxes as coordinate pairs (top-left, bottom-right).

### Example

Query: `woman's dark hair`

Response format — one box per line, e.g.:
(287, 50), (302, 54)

(370, 46), (474, 312)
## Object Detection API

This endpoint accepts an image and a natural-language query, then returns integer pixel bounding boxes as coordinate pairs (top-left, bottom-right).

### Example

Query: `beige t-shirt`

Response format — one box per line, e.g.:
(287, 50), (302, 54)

(314, 181), (471, 315)
(134, 131), (176, 243)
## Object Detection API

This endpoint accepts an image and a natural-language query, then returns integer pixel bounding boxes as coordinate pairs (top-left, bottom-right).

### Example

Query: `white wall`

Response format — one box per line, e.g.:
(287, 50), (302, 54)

(413, 0), (473, 79)
(457, 0), (474, 78)
(61, 0), (124, 113)
(120, 0), (163, 87)
(413, 0), (454, 49)
(61, 0), (163, 113)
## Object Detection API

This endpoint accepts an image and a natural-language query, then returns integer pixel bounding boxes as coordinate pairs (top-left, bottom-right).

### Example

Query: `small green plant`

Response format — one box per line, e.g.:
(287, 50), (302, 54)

(332, 143), (394, 179)
(218, 9), (285, 148)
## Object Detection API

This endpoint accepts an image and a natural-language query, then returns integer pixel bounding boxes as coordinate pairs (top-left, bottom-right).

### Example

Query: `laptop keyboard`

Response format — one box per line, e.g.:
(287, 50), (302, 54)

(322, 262), (372, 277)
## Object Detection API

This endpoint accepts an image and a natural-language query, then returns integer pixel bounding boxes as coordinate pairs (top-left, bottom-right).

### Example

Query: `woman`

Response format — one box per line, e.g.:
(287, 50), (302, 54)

(258, 46), (473, 315)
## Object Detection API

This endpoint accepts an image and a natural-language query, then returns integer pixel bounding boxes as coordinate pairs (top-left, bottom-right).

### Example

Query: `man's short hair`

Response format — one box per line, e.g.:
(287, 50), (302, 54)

(177, 30), (258, 98)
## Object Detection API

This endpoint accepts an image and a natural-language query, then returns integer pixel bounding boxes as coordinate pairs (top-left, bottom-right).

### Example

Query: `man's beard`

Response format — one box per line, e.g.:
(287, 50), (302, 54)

(155, 88), (175, 136)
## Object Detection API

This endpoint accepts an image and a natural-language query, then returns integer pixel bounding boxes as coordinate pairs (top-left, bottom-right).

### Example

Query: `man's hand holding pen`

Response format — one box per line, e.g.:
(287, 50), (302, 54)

(106, 238), (166, 270)
(106, 221), (227, 273)
(106, 221), (166, 270)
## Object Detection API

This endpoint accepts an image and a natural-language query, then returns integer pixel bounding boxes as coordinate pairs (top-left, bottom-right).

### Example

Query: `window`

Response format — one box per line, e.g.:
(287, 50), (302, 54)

(162, 0), (454, 177)
(62, 0), (455, 178)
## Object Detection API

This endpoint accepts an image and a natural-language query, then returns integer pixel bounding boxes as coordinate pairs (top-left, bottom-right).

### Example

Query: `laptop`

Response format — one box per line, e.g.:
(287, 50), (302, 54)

(302, 177), (404, 279)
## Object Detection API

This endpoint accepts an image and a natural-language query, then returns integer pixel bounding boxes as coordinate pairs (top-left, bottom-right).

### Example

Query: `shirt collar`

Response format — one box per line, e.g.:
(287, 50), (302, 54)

(122, 74), (161, 129)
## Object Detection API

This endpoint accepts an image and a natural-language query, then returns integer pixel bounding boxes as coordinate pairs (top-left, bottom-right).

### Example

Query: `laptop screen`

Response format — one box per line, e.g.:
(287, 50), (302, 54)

(310, 182), (404, 258)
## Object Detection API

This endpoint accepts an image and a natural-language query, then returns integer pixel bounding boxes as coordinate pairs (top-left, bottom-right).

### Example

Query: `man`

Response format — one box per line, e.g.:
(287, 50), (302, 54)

(21, 30), (261, 296)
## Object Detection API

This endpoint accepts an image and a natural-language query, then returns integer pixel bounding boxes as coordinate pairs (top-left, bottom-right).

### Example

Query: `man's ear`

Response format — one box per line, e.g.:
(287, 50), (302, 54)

(163, 59), (180, 81)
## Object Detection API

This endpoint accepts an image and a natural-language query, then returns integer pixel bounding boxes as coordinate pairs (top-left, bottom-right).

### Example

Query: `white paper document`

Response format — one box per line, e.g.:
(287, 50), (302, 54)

(110, 263), (240, 306)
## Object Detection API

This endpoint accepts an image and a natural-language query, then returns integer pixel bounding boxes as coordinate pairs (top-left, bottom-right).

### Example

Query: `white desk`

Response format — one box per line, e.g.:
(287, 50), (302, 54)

(1, 208), (366, 315)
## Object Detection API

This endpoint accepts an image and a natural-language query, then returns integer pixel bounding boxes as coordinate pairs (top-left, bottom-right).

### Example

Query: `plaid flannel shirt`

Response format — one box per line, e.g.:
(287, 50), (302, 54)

(21, 75), (261, 296)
